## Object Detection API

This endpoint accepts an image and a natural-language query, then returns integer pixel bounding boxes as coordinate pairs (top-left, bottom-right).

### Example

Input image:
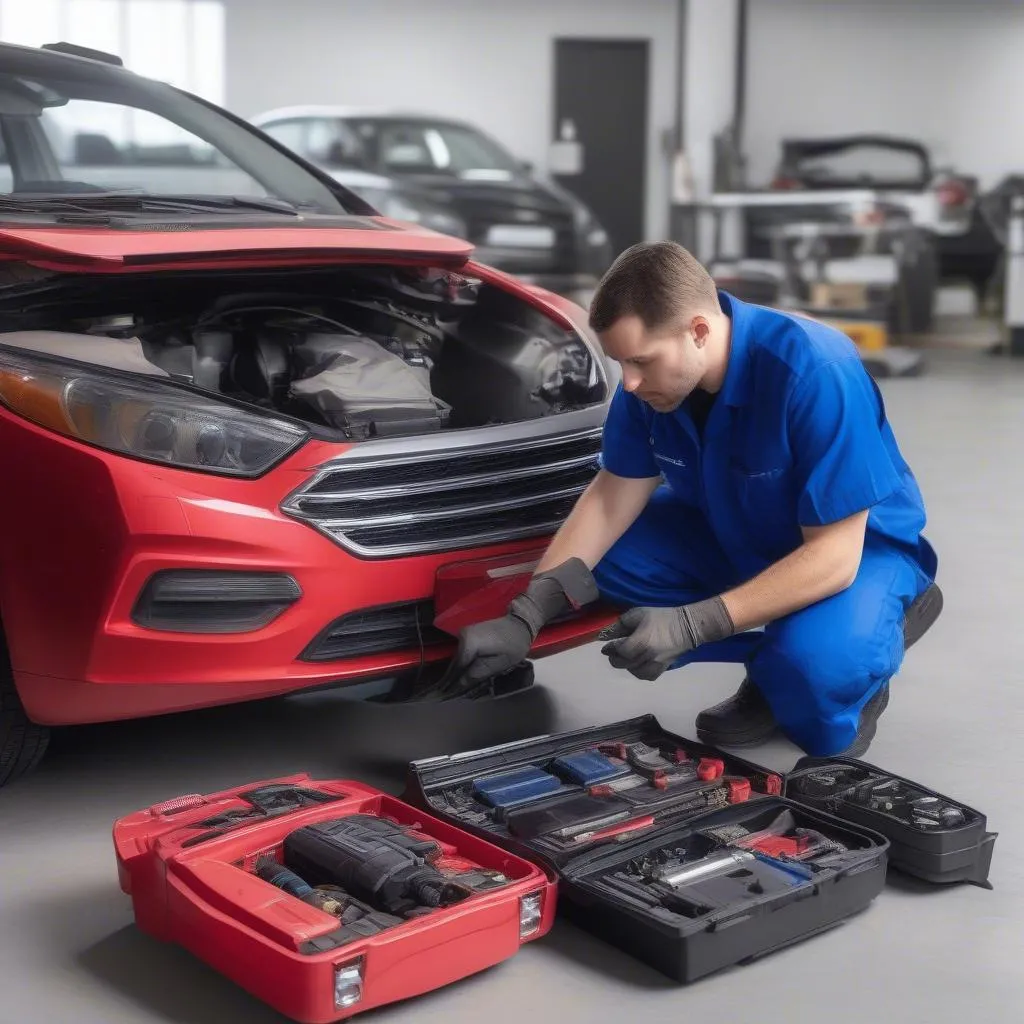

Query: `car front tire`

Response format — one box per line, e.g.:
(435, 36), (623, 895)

(0, 630), (50, 787)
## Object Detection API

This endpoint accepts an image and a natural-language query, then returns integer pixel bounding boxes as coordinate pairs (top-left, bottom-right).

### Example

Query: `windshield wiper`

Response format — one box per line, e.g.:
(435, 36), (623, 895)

(0, 191), (301, 219)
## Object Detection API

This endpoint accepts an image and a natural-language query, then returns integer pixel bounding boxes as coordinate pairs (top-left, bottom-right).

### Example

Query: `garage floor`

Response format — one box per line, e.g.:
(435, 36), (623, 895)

(1, 347), (1021, 1024)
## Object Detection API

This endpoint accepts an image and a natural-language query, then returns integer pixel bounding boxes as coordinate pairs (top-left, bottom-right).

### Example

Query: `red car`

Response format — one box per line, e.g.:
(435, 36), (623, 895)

(0, 42), (616, 786)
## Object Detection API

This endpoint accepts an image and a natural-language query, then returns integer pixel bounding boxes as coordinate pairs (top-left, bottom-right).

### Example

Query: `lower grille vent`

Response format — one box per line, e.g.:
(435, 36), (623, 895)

(301, 601), (448, 662)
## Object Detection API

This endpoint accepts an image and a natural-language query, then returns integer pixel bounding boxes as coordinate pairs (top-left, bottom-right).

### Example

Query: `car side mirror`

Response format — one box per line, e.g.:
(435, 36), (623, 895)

(520, 159), (534, 174)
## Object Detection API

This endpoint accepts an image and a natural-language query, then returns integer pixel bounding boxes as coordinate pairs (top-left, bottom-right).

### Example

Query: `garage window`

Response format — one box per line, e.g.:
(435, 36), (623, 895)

(0, 0), (225, 105)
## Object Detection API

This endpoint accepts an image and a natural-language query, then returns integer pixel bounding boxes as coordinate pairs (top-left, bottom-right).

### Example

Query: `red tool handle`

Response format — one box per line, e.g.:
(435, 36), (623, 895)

(574, 815), (656, 844)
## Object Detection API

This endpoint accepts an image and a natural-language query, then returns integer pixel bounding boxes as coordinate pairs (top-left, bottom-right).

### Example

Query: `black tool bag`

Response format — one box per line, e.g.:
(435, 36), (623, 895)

(403, 714), (996, 984)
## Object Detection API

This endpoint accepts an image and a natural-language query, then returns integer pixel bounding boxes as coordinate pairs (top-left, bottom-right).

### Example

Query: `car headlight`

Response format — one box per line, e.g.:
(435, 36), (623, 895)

(0, 348), (308, 477)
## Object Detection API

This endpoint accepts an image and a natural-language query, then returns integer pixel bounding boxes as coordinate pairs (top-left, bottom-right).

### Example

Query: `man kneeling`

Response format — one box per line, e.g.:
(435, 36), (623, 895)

(439, 241), (941, 758)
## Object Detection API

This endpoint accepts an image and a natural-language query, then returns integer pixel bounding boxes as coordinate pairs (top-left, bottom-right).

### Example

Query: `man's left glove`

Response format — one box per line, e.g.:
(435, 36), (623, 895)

(433, 558), (600, 698)
(600, 597), (735, 681)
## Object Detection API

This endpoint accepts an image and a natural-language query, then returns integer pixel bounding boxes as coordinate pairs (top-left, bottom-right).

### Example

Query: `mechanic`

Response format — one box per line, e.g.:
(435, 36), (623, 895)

(441, 241), (941, 758)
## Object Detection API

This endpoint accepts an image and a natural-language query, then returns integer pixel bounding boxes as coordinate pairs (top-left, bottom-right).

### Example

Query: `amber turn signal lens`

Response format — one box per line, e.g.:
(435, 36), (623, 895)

(0, 367), (72, 434)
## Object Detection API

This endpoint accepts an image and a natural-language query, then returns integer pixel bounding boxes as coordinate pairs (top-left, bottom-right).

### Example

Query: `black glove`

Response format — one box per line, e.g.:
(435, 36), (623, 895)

(600, 596), (735, 681)
(441, 615), (534, 696)
(433, 558), (599, 698)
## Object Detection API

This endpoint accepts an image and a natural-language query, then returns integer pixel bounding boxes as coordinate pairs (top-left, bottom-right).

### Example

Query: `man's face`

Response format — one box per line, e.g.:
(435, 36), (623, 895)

(598, 313), (706, 413)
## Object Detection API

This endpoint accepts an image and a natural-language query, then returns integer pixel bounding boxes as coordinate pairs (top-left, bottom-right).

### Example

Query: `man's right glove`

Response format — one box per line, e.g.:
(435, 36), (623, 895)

(433, 557), (599, 698)
(599, 596), (735, 681)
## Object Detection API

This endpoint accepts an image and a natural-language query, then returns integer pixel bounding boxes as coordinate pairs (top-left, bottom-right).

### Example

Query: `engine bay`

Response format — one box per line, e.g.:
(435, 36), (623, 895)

(0, 263), (607, 439)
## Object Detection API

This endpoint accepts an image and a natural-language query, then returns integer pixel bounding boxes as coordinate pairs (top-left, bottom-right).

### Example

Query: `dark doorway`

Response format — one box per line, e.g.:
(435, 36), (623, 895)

(552, 38), (649, 258)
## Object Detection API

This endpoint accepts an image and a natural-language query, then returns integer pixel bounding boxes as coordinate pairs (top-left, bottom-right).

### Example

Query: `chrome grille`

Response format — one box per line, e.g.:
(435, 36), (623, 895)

(283, 428), (603, 557)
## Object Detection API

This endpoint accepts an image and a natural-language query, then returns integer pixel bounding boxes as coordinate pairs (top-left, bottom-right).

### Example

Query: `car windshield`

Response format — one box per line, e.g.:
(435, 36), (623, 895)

(0, 50), (353, 215)
(348, 118), (522, 178)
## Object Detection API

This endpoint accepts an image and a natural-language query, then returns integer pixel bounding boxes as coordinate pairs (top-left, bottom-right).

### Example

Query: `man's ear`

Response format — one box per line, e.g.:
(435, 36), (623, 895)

(690, 316), (711, 348)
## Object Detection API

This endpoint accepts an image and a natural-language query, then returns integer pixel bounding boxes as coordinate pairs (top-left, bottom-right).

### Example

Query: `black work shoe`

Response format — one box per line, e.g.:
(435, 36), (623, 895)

(838, 582), (941, 757)
(695, 582), (941, 752)
(695, 676), (778, 747)
(904, 581), (943, 650)
(838, 683), (890, 758)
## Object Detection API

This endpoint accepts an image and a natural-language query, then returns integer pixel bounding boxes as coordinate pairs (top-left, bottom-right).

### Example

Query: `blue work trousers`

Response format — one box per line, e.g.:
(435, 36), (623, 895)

(592, 487), (933, 756)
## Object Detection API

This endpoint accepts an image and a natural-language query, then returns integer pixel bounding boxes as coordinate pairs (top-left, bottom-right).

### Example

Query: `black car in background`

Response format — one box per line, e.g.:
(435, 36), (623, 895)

(766, 134), (1003, 304)
(252, 106), (613, 302)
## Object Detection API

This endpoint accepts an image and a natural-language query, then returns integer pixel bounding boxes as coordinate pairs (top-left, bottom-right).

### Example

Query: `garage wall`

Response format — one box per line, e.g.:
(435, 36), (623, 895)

(683, 0), (739, 199)
(743, 0), (1024, 189)
(222, 0), (680, 242)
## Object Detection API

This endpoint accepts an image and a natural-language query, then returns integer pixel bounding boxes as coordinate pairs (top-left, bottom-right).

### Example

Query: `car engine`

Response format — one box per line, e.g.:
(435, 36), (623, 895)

(0, 265), (606, 439)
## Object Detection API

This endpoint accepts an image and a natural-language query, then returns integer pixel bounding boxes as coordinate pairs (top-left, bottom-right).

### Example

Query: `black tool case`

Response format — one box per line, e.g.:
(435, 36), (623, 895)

(784, 755), (997, 887)
(403, 714), (997, 983)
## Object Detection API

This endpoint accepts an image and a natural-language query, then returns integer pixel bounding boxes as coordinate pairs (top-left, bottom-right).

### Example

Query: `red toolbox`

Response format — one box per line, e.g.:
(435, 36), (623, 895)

(113, 775), (554, 1023)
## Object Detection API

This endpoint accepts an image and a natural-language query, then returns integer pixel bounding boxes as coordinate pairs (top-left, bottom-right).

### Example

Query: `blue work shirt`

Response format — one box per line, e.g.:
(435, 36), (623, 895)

(600, 291), (936, 586)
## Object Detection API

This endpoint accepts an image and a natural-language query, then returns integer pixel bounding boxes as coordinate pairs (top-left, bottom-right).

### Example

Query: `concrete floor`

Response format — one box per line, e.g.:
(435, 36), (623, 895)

(1, 347), (1022, 1024)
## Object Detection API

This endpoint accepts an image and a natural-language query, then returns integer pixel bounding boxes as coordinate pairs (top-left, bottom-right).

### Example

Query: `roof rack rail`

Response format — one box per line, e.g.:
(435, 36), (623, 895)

(41, 42), (124, 66)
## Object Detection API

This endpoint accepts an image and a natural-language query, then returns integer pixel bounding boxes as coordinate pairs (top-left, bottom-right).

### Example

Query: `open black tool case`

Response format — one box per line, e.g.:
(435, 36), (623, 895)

(403, 714), (997, 983)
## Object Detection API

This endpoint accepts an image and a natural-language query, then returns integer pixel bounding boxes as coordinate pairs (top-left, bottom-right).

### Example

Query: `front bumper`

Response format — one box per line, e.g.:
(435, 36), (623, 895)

(0, 416), (614, 727)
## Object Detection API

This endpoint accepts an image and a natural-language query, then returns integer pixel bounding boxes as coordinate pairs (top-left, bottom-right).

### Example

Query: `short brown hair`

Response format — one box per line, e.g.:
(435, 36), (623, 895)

(588, 240), (720, 333)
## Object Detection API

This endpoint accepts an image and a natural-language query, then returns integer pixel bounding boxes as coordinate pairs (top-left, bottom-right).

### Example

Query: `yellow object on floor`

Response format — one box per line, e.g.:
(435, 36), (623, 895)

(821, 316), (890, 351)
(788, 306), (890, 352)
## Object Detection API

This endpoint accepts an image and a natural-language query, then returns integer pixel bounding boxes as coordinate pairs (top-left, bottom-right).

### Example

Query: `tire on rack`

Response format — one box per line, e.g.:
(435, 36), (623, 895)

(0, 626), (50, 787)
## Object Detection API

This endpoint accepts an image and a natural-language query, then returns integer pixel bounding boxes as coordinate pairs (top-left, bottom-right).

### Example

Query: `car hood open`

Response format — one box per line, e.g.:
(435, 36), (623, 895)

(0, 217), (475, 271)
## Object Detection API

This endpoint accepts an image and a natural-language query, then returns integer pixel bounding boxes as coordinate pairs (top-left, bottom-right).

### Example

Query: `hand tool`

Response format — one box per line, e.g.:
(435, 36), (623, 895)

(586, 750), (723, 795)
(702, 809), (846, 861)
(179, 783), (348, 847)
(909, 796), (965, 828)
(284, 814), (469, 917)
(503, 792), (632, 840)
(736, 828), (845, 860)
(437, 788), (492, 826)
(622, 844), (813, 917)
(568, 814), (657, 846)
(472, 766), (564, 809)
(697, 758), (725, 781)
(443, 868), (510, 891)
(549, 807), (634, 840)
(551, 750), (630, 787)
(789, 766), (866, 800)
(651, 848), (756, 887)
(253, 857), (408, 932)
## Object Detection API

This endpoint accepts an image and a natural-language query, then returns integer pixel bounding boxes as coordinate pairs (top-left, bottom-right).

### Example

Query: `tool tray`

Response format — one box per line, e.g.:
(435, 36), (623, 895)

(403, 714), (997, 983)
(113, 774), (554, 1024)
(784, 755), (997, 886)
